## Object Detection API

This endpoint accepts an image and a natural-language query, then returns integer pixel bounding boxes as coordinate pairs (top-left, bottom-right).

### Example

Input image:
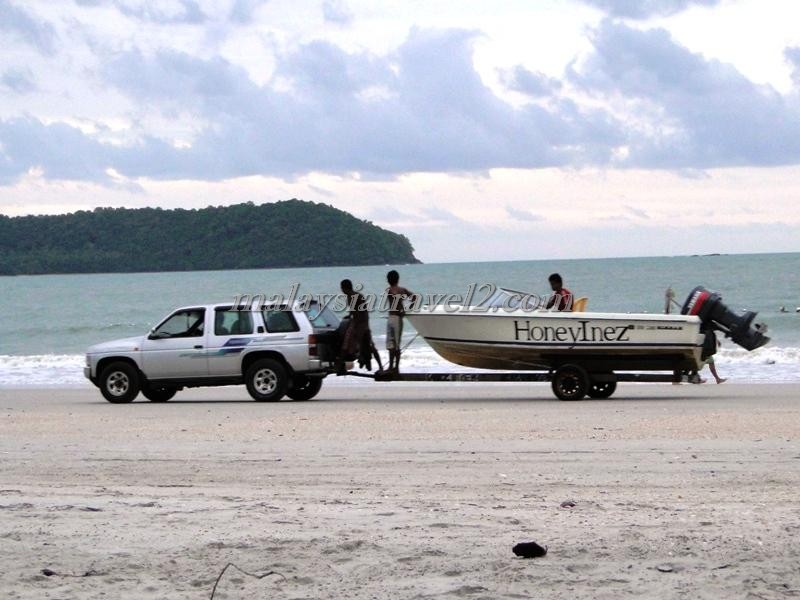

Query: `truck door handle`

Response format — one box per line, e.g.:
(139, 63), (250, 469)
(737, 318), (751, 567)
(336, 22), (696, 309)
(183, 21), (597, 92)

(194, 345), (203, 349)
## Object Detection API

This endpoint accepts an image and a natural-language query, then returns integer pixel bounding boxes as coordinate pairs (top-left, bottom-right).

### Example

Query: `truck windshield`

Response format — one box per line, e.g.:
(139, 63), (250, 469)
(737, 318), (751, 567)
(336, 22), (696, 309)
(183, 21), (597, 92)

(305, 302), (340, 328)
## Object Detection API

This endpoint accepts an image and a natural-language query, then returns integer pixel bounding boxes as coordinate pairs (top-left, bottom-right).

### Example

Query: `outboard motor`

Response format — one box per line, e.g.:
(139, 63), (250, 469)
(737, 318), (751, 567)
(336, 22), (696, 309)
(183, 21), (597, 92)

(681, 286), (769, 351)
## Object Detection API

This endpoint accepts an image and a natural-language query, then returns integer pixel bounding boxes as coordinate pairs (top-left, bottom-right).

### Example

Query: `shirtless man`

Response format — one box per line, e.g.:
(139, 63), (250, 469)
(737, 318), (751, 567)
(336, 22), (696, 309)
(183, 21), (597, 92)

(385, 270), (416, 374)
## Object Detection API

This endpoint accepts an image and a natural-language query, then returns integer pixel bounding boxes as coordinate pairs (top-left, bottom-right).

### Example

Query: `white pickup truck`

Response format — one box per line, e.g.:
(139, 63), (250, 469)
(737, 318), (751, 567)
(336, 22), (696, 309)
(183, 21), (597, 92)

(84, 301), (341, 403)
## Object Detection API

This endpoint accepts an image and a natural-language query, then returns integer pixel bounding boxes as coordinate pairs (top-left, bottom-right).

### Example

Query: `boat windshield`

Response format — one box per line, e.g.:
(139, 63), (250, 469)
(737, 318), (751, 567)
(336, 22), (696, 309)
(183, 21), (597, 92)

(475, 287), (541, 311)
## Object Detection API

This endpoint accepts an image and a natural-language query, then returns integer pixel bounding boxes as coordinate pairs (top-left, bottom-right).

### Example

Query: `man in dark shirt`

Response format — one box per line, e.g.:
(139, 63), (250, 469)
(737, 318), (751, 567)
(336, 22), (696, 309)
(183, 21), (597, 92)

(545, 273), (573, 311)
(340, 279), (369, 359)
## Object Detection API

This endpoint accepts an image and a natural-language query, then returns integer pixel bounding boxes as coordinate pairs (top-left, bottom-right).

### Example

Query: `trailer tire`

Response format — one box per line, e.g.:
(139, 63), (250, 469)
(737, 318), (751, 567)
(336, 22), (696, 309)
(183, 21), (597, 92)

(552, 364), (589, 401)
(587, 380), (617, 399)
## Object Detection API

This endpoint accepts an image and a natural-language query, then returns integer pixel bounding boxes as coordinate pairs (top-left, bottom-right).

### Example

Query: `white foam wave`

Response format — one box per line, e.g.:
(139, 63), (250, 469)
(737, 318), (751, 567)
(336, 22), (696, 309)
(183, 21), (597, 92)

(1, 343), (798, 388)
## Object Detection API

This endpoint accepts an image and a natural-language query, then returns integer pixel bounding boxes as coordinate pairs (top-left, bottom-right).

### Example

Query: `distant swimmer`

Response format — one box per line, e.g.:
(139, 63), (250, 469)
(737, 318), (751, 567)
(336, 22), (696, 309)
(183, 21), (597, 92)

(779, 306), (787, 313)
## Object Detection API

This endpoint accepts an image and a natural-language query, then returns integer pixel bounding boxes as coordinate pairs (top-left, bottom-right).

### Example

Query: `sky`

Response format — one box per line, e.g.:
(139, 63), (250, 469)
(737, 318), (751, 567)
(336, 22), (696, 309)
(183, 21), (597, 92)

(1, 0), (799, 262)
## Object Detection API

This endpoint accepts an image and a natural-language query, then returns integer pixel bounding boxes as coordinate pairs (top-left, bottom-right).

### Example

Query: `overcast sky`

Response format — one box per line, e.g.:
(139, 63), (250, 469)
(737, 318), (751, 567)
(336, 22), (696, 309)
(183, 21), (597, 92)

(1, 0), (799, 262)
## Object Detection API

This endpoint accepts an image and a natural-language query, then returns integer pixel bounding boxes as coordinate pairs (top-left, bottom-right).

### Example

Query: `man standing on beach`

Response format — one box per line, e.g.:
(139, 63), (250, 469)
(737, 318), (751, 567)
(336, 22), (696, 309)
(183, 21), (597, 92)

(545, 273), (573, 311)
(339, 279), (370, 362)
(385, 270), (416, 374)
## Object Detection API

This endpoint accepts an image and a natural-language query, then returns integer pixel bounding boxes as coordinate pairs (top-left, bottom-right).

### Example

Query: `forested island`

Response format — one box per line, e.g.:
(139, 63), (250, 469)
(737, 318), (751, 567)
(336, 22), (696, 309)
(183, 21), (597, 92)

(0, 200), (420, 275)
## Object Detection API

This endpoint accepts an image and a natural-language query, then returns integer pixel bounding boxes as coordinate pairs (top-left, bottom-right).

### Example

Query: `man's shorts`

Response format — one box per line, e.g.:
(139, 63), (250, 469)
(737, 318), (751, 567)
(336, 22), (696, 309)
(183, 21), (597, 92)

(386, 315), (403, 351)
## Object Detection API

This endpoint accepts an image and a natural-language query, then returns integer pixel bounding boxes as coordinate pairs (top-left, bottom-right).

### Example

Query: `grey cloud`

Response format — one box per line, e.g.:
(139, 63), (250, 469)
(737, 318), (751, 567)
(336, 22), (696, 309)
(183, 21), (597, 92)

(786, 47), (800, 87)
(322, 0), (353, 25)
(506, 206), (544, 222)
(579, 0), (721, 19)
(366, 206), (417, 223)
(420, 207), (463, 223)
(0, 0), (57, 55)
(1, 68), (37, 94)
(0, 117), (116, 183)
(570, 20), (800, 168)
(307, 184), (335, 198)
(229, 0), (267, 24)
(623, 205), (649, 219)
(8, 21), (799, 185)
(503, 66), (562, 96)
(75, 0), (207, 24)
(70, 28), (622, 182)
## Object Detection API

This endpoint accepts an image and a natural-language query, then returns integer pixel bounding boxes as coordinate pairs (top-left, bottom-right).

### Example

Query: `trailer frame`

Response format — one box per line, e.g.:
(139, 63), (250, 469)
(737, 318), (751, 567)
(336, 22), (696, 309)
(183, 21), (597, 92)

(338, 365), (700, 401)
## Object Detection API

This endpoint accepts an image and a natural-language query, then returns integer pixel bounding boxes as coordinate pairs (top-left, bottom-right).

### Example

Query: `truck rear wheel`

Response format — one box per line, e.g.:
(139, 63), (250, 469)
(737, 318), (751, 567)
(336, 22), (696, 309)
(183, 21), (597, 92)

(551, 364), (589, 401)
(287, 376), (323, 401)
(99, 361), (140, 403)
(141, 384), (177, 402)
(245, 358), (288, 402)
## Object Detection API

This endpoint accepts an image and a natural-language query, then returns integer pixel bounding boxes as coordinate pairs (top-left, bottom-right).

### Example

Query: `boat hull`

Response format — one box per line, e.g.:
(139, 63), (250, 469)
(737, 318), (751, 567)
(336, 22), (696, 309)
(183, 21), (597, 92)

(406, 310), (705, 372)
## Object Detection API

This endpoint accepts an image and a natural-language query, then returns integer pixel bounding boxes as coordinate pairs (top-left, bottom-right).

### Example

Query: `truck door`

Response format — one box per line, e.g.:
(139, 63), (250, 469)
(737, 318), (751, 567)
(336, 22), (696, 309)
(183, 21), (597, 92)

(207, 307), (256, 377)
(141, 307), (209, 380)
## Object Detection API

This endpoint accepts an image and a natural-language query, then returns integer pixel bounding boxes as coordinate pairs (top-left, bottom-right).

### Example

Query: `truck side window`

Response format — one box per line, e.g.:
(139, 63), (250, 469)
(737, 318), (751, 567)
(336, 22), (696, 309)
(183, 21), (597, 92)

(214, 309), (254, 336)
(263, 309), (299, 333)
(154, 309), (205, 338)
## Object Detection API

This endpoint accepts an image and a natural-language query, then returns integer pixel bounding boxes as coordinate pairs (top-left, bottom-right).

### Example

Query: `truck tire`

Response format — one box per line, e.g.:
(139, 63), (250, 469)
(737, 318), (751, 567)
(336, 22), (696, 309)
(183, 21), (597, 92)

(99, 361), (140, 403)
(587, 381), (617, 399)
(141, 384), (177, 402)
(286, 376), (323, 401)
(551, 364), (588, 401)
(245, 358), (288, 402)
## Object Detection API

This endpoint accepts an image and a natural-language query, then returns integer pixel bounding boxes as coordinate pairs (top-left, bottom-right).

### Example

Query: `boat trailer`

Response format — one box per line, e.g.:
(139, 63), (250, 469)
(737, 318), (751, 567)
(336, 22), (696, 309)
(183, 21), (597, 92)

(340, 367), (701, 401)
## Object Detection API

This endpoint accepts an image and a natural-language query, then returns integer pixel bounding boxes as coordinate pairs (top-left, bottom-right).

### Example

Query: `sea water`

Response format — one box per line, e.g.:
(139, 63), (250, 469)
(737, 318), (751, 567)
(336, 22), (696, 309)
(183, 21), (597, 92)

(1, 253), (798, 386)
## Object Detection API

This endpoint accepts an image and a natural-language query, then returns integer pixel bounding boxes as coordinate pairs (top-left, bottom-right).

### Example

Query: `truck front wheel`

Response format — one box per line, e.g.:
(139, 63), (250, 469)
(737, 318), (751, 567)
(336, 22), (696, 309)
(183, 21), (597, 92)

(99, 361), (140, 403)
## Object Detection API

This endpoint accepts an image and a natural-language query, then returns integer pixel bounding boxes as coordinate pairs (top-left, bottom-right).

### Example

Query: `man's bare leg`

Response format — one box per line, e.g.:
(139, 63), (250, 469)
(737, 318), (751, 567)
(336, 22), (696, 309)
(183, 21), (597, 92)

(709, 362), (727, 384)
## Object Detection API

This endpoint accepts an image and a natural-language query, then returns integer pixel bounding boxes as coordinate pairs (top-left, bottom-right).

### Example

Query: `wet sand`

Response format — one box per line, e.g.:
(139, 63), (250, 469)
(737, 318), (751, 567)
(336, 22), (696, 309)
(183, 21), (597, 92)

(1, 382), (799, 599)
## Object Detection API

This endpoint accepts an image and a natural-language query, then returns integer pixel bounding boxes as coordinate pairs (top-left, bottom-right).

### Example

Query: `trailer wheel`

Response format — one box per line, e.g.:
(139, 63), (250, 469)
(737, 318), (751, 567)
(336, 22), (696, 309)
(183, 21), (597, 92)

(587, 381), (617, 399)
(552, 364), (589, 401)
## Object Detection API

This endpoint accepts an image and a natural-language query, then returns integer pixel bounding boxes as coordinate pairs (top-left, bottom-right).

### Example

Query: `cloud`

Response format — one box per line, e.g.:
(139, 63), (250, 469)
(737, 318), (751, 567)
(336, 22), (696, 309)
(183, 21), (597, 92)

(420, 207), (463, 223)
(0, 117), (118, 184)
(0, 27), (625, 184)
(1, 69), (37, 94)
(228, 0), (267, 24)
(4, 21), (800, 186)
(0, 0), (57, 54)
(570, 20), (800, 168)
(786, 46), (800, 88)
(623, 204), (649, 219)
(75, 0), (207, 24)
(506, 206), (544, 221)
(502, 66), (562, 97)
(578, 0), (721, 19)
(322, 0), (353, 25)
(366, 206), (417, 224)
(307, 184), (335, 198)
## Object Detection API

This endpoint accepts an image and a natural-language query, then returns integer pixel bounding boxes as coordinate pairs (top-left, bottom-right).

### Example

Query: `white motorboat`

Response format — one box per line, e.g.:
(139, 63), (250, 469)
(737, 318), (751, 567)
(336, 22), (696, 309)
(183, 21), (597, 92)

(405, 286), (769, 398)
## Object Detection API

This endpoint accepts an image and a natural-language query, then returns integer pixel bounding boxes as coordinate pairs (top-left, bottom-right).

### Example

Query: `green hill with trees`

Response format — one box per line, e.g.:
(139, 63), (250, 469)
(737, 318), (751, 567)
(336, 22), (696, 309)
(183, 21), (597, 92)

(0, 200), (420, 275)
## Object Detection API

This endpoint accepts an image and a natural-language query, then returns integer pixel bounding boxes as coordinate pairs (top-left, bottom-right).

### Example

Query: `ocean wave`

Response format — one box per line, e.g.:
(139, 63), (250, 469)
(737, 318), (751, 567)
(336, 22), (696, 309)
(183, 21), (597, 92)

(1, 344), (798, 388)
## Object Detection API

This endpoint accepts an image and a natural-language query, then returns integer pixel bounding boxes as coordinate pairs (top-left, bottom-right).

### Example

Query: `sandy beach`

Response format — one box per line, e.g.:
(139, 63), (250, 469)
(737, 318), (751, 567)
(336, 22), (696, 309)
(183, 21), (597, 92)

(1, 382), (799, 599)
